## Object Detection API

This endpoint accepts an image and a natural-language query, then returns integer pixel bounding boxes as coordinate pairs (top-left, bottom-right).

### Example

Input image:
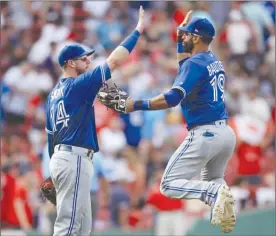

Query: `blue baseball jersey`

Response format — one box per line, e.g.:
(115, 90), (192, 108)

(45, 63), (111, 156)
(172, 51), (228, 129)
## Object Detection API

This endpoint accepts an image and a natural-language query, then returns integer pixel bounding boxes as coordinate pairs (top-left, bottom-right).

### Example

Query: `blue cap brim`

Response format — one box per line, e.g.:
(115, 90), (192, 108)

(177, 25), (190, 33)
(80, 49), (95, 57)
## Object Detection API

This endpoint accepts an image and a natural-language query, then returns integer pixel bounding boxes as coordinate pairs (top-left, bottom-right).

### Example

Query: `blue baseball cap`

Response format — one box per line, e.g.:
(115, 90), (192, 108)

(178, 17), (215, 38)
(58, 44), (95, 67)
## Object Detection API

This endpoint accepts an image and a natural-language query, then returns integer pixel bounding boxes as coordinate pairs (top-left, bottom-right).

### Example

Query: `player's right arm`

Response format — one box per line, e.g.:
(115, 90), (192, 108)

(45, 98), (55, 157)
(47, 133), (54, 157)
(71, 6), (145, 102)
(106, 6), (144, 72)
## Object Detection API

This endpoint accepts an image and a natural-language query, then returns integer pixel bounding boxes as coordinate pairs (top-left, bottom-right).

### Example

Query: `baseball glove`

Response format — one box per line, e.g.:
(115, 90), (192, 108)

(97, 85), (129, 114)
(40, 177), (56, 206)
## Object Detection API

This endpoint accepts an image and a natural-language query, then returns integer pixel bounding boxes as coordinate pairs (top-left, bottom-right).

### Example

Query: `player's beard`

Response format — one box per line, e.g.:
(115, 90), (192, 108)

(183, 38), (194, 54)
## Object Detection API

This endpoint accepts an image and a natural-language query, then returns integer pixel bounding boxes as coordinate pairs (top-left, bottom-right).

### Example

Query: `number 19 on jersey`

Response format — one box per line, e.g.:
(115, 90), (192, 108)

(210, 73), (225, 102)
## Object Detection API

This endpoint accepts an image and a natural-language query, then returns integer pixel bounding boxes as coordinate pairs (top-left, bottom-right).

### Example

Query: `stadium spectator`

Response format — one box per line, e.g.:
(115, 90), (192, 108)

(146, 169), (188, 236)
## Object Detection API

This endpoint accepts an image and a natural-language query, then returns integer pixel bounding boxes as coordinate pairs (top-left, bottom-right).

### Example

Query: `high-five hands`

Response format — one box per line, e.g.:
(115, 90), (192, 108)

(136, 6), (145, 34)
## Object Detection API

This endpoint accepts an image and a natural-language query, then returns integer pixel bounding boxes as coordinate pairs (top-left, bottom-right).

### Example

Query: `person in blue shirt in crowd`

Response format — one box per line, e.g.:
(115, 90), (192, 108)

(89, 152), (110, 230)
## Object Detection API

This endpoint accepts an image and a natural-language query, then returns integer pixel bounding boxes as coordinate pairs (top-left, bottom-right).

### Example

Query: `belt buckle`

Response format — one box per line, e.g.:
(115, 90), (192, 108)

(58, 144), (72, 152)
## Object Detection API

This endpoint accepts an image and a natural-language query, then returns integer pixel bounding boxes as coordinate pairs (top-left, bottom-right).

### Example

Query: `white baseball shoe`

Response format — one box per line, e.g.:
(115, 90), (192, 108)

(211, 185), (235, 229)
(220, 189), (236, 233)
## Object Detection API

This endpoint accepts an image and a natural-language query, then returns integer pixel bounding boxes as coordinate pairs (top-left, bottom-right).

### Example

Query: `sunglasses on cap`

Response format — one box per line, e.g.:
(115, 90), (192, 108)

(183, 32), (203, 38)
(64, 55), (90, 64)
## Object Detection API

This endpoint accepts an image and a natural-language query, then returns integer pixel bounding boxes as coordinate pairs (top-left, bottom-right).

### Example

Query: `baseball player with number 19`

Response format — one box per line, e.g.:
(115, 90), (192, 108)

(45, 6), (145, 236)
(112, 12), (236, 233)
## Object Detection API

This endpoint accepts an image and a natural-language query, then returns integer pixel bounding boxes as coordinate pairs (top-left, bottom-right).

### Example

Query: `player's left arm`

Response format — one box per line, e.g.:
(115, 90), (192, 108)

(126, 60), (203, 112)
(126, 89), (183, 112)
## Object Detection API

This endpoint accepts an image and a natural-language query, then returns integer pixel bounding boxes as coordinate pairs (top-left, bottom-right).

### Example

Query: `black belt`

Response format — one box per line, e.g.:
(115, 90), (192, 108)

(187, 119), (228, 131)
(55, 144), (94, 160)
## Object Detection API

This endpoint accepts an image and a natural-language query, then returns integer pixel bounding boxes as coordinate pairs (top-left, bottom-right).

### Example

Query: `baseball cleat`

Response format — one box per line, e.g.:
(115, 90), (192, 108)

(221, 195), (236, 233)
(211, 185), (234, 228)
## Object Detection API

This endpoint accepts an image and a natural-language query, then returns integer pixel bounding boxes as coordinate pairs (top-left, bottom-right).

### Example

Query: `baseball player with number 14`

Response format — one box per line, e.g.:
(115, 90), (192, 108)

(98, 11), (236, 233)
(45, 6), (145, 236)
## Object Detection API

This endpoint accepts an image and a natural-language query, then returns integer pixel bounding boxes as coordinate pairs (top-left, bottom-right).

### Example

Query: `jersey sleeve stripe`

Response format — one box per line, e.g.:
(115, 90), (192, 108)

(172, 86), (186, 98)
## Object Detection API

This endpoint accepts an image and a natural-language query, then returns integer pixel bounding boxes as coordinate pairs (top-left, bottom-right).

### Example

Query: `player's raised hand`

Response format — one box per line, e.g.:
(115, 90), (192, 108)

(177, 10), (193, 37)
(135, 6), (145, 34)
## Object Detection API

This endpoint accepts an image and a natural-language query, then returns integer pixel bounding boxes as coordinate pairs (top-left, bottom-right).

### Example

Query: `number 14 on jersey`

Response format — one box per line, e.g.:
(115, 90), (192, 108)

(50, 100), (70, 132)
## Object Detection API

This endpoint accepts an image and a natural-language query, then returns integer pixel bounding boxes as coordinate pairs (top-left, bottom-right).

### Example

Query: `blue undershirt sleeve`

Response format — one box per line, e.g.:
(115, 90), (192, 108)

(164, 89), (184, 107)
(120, 30), (140, 53)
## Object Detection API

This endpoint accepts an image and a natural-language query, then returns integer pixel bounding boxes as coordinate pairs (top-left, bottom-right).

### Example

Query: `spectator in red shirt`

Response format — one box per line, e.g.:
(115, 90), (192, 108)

(229, 89), (274, 181)
(1, 170), (16, 227)
(94, 99), (118, 133)
(146, 169), (187, 236)
(5, 163), (34, 232)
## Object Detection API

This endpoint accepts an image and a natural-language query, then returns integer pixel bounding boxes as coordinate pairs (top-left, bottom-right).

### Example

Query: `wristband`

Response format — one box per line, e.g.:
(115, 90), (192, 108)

(133, 100), (151, 111)
(177, 35), (183, 43)
(120, 30), (140, 53)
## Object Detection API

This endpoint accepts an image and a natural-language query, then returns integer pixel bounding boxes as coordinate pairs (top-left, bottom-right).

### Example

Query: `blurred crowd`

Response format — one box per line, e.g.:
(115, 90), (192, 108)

(1, 1), (275, 235)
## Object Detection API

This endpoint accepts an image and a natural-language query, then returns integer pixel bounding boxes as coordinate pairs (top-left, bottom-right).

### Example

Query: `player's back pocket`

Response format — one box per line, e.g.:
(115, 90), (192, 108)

(202, 131), (215, 137)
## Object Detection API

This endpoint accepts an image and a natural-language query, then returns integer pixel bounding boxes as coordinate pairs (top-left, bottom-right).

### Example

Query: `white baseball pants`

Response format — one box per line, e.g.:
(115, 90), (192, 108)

(160, 120), (236, 207)
(49, 147), (94, 236)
